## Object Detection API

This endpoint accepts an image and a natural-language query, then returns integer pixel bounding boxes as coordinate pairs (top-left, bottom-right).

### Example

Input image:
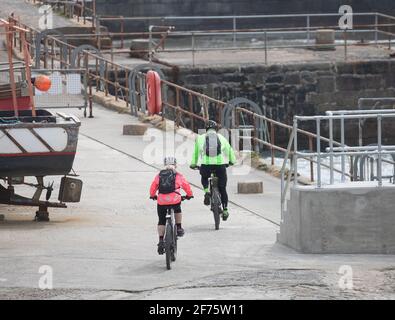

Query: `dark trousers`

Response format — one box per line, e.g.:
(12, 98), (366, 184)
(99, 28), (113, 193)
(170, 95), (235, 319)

(157, 203), (181, 226)
(200, 164), (228, 209)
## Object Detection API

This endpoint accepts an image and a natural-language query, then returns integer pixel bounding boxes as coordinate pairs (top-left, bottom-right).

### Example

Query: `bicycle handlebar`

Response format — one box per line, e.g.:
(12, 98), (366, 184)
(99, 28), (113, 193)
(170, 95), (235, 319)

(191, 164), (233, 169)
(150, 195), (193, 201)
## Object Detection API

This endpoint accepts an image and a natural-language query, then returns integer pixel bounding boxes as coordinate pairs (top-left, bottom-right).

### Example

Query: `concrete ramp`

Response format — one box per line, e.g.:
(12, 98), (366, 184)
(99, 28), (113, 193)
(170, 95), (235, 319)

(278, 182), (395, 254)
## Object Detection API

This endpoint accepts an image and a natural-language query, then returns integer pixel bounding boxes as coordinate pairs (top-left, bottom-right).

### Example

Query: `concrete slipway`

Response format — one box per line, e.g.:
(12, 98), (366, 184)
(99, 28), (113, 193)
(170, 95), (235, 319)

(1, 104), (395, 300)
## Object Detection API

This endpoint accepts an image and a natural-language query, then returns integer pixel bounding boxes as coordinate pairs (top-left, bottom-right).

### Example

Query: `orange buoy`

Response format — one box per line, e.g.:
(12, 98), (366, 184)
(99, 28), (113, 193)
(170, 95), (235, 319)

(34, 75), (52, 92)
(146, 70), (162, 115)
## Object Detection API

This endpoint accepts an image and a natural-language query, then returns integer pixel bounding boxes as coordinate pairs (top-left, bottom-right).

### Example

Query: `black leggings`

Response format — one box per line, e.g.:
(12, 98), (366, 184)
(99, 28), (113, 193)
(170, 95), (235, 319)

(200, 164), (228, 209)
(157, 203), (181, 226)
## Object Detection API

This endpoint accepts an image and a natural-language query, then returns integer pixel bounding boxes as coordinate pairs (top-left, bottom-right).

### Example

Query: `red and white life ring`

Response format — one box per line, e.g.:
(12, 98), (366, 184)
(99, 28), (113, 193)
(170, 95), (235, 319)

(146, 70), (162, 115)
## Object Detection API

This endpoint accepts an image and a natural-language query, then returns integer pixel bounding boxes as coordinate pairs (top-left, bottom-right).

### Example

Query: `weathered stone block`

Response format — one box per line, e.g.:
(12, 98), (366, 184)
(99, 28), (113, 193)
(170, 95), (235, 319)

(336, 75), (364, 91)
(266, 74), (284, 83)
(384, 73), (395, 88)
(315, 29), (335, 50)
(353, 61), (389, 74)
(222, 73), (248, 83)
(336, 62), (355, 74)
(130, 39), (157, 58)
(363, 75), (384, 90)
(237, 181), (264, 194)
(300, 71), (317, 84)
(317, 76), (336, 93)
(184, 74), (218, 85)
(123, 124), (148, 136)
(284, 72), (301, 85)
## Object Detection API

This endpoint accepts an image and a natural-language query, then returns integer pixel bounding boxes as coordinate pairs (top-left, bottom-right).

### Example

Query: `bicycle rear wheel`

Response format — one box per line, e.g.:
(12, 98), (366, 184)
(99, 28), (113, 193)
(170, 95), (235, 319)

(165, 222), (173, 270)
(211, 190), (221, 230)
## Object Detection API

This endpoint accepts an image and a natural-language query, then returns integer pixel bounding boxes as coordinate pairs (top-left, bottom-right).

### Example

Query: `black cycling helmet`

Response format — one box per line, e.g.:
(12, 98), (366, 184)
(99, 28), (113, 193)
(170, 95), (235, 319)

(205, 120), (218, 131)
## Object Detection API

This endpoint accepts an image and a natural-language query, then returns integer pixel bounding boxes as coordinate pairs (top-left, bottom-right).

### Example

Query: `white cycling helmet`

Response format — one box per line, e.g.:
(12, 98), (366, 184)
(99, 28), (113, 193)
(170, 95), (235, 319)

(164, 156), (177, 167)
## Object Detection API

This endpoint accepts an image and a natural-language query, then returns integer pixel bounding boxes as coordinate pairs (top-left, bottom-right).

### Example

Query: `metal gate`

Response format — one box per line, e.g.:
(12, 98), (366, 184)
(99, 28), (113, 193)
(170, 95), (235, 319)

(32, 68), (88, 117)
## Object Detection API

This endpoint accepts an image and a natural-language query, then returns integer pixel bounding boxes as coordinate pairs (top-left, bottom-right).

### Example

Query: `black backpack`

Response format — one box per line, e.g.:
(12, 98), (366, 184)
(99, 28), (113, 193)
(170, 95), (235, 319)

(158, 169), (177, 194)
(205, 131), (222, 157)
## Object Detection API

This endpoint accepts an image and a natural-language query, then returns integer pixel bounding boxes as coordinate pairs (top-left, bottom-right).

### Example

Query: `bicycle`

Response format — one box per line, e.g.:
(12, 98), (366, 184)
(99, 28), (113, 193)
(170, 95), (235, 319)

(152, 196), (188, 270)
(192, 166), (223, 230)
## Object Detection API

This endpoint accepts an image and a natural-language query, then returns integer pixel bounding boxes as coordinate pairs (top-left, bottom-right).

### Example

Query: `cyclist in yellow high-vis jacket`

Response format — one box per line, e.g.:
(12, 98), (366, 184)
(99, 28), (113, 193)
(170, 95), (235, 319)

(190, 120), (236, 221)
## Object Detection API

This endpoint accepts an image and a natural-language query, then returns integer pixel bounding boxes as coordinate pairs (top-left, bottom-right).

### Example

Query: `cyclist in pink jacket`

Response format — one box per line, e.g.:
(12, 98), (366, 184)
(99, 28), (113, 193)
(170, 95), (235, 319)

(150, 157), (193, 255)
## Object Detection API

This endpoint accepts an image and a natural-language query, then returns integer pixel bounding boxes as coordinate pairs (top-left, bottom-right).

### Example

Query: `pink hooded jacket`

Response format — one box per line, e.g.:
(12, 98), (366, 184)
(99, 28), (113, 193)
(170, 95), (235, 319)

(150, 171), (193, 205)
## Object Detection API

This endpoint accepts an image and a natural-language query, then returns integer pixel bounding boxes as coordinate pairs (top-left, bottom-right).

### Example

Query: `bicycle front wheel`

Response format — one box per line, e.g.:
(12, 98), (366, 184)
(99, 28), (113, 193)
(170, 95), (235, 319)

(165, 223), (173, 270)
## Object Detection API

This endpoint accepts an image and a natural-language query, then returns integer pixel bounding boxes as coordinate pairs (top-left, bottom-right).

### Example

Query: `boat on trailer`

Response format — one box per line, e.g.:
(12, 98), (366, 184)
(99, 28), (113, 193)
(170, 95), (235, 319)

(0, 19), (82, 221)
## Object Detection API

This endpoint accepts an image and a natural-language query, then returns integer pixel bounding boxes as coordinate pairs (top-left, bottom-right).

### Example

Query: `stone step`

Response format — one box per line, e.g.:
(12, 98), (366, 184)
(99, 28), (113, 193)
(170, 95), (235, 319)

(123, 124), (148, 136)
(237, 181), (263, 194)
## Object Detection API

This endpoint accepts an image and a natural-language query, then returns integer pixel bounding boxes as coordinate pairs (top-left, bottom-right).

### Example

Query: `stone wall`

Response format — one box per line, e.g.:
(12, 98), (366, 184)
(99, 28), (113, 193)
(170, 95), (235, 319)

(96, 0), (394, 18)
(172, 59), (395, 146)
(96, 0), (395, 31)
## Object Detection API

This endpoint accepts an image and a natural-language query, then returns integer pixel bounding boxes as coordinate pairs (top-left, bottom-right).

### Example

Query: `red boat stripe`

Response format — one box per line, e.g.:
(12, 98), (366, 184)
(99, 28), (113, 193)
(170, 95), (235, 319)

(0, 152), (76, 157)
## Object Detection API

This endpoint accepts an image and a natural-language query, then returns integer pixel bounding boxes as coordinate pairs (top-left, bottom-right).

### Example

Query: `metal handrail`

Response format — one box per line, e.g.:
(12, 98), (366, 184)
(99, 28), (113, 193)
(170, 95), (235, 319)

(237, 107), (343, 146)
(280, 128), (295, 217)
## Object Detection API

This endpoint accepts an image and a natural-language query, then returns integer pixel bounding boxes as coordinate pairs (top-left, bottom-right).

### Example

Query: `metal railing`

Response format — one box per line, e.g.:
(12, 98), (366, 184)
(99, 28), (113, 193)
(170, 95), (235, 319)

(28, 0), (96, 27)
(280, 108), (395, 217)
(96, 12), (395, 64)
(8, 16), (231, 124)
(17, 8), (395, 66)
(10, 16), (395, 205)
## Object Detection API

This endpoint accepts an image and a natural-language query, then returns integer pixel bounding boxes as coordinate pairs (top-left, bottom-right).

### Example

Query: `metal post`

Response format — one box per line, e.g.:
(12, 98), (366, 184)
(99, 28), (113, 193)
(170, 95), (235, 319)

(93, 0), (96, 28)
(82, 0), (86, 25)
(377, 115), (383, 186)
(264, 31), (268, 65)
(375, 13), (379, 45)
(309, 136), (314, 182)
(344, 29), (348, 61)
(44, 37), (48, 69)
(96, 17), (101, 49)
(358, 118), (363, 147)
(5, 24), (19, 117)
(140, 75), (146, 113)
(281, 170), (284, 218)
(120, 17), (124, 49)
(233, 17), (237, 47)
(114, 65), (118, 101)
(59, 42), (63, 69)
(89, 77), (93, 118)
(340, 113), (346, 183)
(316, 117), (322, 188)
(271, 123), (275, 165)
(306, 15), (311, 44)
(191, 32), (195, 67)
(84, 53), (89, 117)
(293, 118), (298, 187)
(328, 112), (334, 184)
(149, 25), (153, 67)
